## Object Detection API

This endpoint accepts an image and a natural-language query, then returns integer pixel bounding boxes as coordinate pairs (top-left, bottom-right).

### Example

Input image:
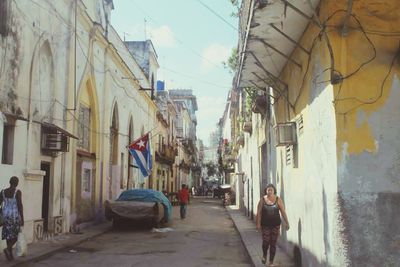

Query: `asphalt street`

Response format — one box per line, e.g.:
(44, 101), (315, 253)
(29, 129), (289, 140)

(20, 197), (252, 267)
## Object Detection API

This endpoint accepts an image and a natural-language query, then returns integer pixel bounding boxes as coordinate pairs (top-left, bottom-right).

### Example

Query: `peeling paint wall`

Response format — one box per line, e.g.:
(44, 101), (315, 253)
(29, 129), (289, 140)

(331, 0), (400, 265)
(271, 0), (400, 266)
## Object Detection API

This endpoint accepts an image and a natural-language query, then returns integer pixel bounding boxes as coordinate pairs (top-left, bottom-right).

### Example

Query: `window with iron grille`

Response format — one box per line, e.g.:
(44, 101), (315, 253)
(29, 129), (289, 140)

(78, 105), (90, 150)
(82, 168), (91, 193)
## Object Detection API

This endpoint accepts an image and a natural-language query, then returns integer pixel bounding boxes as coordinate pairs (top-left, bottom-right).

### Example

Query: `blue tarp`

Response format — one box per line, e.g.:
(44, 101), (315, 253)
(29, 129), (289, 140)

(117, 189), (172, 220)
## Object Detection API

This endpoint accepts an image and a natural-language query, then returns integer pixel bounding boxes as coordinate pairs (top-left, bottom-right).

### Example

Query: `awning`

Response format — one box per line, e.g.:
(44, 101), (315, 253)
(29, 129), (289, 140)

(41, 122), (79, 139)
(237, 0), (320, 90)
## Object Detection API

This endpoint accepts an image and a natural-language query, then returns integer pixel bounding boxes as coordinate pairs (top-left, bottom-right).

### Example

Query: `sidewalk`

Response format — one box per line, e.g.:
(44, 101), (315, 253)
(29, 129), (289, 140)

(1, 205), (293, 267)
(0, 222), (112, 267)
(226, 205), (294, 267)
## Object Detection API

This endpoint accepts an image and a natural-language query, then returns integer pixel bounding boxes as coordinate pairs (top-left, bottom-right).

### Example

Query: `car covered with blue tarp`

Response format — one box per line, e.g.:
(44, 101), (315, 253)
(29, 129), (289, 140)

(105, 189), (172, 228)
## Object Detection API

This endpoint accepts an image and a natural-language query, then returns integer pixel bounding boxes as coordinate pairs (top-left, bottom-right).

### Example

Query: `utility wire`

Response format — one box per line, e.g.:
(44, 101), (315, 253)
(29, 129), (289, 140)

(161, 66), (230, 89)
(196, 0), (239, 32)
(335, 41), (399, 114)
(128, 0), (227, 71)
(113, 42), (231, 89)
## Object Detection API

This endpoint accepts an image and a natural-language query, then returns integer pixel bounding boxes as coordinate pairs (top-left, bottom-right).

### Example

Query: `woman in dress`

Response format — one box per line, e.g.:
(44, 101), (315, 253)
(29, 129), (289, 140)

(0, 176), (24, 261)
(256, 184), (289, 266)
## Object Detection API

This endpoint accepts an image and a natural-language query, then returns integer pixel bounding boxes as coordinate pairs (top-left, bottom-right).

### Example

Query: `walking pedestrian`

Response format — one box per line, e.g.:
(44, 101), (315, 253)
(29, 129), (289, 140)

(0, 176), (24, 261)
(191, 186), (196, 196)
(178, 184), (190, 219)
(256, 184), (289, 266)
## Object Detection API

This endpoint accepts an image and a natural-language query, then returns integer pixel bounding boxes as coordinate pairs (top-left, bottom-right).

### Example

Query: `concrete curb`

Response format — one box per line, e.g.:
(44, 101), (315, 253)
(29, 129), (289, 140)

(226, 206), (294, 267)
(226, 206), (264, 267)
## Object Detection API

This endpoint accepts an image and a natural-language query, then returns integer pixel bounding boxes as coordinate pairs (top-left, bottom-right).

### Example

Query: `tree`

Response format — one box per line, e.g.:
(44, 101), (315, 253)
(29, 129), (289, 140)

(229, 0), (241, 17)
(204, 161), (217, 177)
(223, 47), (239, 75)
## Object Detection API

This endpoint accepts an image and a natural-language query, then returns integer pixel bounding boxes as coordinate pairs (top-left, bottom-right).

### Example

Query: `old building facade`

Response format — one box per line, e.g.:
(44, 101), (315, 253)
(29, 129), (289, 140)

(227, 0), (400, 266)
(0, 0), (162, 242)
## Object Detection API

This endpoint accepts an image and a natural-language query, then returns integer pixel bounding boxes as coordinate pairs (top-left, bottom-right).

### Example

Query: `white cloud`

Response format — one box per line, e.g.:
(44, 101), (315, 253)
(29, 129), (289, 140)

(149, 25), (175, 47)
(201, 44), (230, 71)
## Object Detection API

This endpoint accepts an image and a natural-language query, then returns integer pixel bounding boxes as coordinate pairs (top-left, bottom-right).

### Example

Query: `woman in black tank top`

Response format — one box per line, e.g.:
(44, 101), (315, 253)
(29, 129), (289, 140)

(256, 184), (290, 266)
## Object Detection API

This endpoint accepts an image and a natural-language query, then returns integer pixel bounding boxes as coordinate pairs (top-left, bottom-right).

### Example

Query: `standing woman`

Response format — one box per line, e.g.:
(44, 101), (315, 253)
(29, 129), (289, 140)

(0, 176), (24, 261)
(256, 184), (289, 266)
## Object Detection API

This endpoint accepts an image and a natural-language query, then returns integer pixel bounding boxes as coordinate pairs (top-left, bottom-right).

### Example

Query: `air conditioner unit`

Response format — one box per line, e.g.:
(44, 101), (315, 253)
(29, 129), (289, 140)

(275, 122), (297, 146)
(41, 133), (68, 151)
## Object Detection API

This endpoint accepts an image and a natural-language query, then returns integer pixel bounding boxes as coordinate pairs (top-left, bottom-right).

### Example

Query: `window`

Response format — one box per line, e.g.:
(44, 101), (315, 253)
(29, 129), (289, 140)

(82, 168), (91, 192)
(0, 0), (9, 36)
(81, 162), (93, 198)
(285, 144), (298, 168)
(2, 117), (15, 164)
(120, 153), (124, 189)
(297, 115), (304, 136)
(78, 105), (90, 150)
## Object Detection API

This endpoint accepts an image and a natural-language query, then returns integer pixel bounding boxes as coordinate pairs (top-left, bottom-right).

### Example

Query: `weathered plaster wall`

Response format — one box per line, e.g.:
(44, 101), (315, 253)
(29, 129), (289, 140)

(1, 0), (158, 241)
(238, 112), (264, 218)
(337, 76), (400, 267)
(271, 1), (350, 265)
(330, 0), (400, 265)
(272, 0), (400, 266)
(0, 0), (75, 241)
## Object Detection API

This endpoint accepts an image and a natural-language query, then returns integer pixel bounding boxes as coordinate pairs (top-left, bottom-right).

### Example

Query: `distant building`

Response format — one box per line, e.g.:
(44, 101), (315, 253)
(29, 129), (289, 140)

(169, 90), (199, 187)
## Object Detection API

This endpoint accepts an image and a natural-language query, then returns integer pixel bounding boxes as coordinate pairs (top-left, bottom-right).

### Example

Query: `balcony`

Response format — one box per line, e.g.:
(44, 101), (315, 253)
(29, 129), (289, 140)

(179, 160), (190, 171)
(155, 144), (177, 165)
(243, 121), (252, 134)
(251, 95), (268, 115)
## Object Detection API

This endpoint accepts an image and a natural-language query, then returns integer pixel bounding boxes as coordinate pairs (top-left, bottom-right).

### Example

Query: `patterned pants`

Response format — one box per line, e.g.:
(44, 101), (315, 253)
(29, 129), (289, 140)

(261, 225), (280, 262)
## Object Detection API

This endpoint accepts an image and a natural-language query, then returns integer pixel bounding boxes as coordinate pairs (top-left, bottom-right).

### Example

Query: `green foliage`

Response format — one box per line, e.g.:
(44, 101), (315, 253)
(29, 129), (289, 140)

(204, 161), (217, 177)
(223, 47), (239, 75)
(229, 0), (241, 17)
(245, 87), (258, 115)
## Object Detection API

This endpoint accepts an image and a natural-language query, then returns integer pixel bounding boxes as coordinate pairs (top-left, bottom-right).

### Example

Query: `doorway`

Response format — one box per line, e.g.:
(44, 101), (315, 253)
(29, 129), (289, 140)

(260, 142), (268, 195)
(41, 162), (51, 232)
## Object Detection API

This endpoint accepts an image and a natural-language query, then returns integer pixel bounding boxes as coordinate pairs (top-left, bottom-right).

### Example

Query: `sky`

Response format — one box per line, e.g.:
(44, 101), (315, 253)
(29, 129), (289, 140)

(111, 0), (239, 146)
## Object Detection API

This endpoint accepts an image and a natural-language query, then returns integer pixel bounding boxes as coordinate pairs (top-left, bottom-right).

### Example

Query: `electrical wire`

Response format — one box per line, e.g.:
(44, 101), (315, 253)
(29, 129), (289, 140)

(335, 41), (399, 115)
(127, 0), (227, 72)
(12, 0), (156, 118)
(75, 35), (153, 115)
(107, 42), (232, 90)
(316, 13), (377, 84)
(292, 7), (394, 108)
(161, 66), (230, 89)
(2, 0), (160, 141)
(292, 29), (323, 106)
(196, 0), (239, 32)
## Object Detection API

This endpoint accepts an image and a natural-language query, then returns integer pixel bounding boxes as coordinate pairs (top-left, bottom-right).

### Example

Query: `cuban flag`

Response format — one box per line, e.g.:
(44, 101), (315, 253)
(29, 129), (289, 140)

(128, 133), (152, 177)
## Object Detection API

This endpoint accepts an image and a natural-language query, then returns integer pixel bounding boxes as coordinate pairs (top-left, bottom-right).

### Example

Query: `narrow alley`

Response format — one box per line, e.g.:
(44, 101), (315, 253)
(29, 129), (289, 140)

(0, 0), (399, 266)
(10, 198), (252, 267)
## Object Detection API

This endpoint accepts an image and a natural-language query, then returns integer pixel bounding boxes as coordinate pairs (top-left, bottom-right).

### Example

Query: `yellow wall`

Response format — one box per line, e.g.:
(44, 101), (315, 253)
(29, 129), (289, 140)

(277, 0), (400, 158)
(329, 0), (400, 156)
(273, 1), (400, 265)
